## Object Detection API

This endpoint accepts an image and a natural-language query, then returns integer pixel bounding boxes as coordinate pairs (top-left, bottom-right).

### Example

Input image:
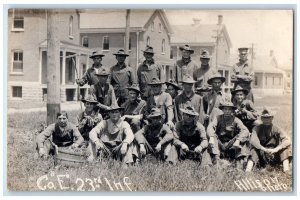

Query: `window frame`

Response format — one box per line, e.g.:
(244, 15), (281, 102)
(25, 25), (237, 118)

(69, 16), (74, 39)
(11, 50), (24, 74)
(151, 22), (154, 32)
(158, 23), (162, 33)
(82, 36), (89, 47)
(11, 86), (23, 99)
(161, 39), (165, 54)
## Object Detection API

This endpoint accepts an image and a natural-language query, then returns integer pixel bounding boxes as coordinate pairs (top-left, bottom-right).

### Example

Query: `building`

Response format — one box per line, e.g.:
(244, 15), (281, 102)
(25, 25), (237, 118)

(170, 15), (233, 92)
(252, 50), (285, 96)
(79, 9), (174, 82)
(8, 9), (93, 105)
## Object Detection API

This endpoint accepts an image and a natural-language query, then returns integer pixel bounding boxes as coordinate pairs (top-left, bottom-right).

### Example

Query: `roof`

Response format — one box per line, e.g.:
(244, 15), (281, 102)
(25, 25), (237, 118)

(252, 55), (284, 74)
(79, 9), (172, 34)
(170, 24), (232, 47)
(39, 40), (92, 54)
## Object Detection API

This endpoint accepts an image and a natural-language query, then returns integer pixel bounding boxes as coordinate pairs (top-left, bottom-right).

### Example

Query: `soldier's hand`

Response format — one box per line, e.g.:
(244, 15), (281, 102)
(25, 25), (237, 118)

(267, 147), (279, 154)
(39, 148), (46, 158)
(86, 116), (94, 127)
(120, 143), (128, 155)
(166, 121), (175, 130)
(204, 114), (210, 121)
(140, 144), (146, 156)
(194, 145), (203, 154)
(155, 143), (162, 152)
(181, 143), (189, 152)
(95, 141), (104, 151)
(232, 140), (241, 149)
(209, 137), (215, 146)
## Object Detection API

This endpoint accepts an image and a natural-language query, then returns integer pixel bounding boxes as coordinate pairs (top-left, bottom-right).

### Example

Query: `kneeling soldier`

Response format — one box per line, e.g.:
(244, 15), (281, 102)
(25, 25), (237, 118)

(88, 105), (134, 164)
(170, 105), (211, 165)
(36, 111), (84, 159)
(135, 108), (173, 161)
(245, 108), (292, 173)
(207, 101), (250, 167)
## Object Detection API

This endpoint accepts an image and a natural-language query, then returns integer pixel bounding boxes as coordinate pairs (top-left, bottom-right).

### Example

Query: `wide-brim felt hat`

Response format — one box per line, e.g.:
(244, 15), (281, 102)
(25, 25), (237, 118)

(219, 101), (236, 110)
(89, 51), (105, 59)
(147, 108), (162, 119)
(238, 47), (249, 53)
(165, 80), (181, 90)
(148, 77), (163, 85)
(108, 104), (124, 112)
(196, 85), (212, 92)
(181, 75), (196, 84)
(142, 45), (155, 54)
(95, 67), (111, 76)
(126, 84), (141, 94)
(207, 73), (226, 85)
(231, 85), (249, 96)
(260, 107), (274, 118)
(179, 45), (194, 54)
(113, 49), (129, 57)
(180, 106), (199, 116)
(200, 49), (212, 59)
(81, 95), (98, 104)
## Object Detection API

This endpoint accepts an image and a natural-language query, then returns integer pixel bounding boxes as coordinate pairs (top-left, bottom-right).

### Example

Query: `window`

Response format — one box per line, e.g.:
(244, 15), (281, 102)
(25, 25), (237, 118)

(151, 22), (154, 31)
(123, 36), (132, 50)
(82, 36), (88, 47)
(254, 76), (258, 86)
(147, 36), (150, 46)
(13, 17), (24, 30)
(170, 49), (174, 59)
(82, 64), (87, 76)
(272, 77), (275, 86)
(12, 50), (23, 73)
(103, 36), (109, 50)
(158, 23), (162, 33)
(69, 16), (73, 37)
(265, 77), (268, 86)
(12, 86), (22, 98)
(161, 39), (165, 54)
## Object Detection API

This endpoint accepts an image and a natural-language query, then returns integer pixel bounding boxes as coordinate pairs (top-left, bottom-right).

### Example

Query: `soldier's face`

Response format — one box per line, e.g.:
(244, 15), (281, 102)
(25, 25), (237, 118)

(109, 110), (121, 122)
(93, 56), (102, 65)
(235, 91), (246, 103)
(182, 50), (191, 58)
(150, 116), (162, 126)
(239, 52), (248, 61)
(211, 79), (223, 90)
(116, 55), (126, 63)
(261, 116), (273, 125)
(222, 107), (234, 116)
(151, 84), (162, 95)
(166, 85), (176, 98)
(128, 90), (138, 102)
(144, 53), (154, 61)
(200, 58), (210, 65)
(182, 83), (193, 92)
(183, 113), (195, 123)
(85, 102), (95, 112)
(57, 115), (68, 127)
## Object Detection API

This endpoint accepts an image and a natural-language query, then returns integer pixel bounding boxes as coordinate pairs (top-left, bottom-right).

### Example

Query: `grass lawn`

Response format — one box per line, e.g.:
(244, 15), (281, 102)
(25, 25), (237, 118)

(6, 95), (293, 192)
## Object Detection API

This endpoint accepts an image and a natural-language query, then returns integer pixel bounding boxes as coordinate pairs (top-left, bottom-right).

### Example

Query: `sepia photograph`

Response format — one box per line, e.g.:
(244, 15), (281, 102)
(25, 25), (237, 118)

(6, 7), (294, 193)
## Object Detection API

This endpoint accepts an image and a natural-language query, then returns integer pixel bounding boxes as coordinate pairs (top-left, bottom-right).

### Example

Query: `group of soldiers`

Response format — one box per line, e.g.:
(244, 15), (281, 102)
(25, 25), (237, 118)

(36, 45), (292, 173)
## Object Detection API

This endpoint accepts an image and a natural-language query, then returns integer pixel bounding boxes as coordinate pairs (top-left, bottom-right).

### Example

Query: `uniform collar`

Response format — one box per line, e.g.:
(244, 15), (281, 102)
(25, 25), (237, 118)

(107, 118), (122, 135)
(116, 62), (127, 69)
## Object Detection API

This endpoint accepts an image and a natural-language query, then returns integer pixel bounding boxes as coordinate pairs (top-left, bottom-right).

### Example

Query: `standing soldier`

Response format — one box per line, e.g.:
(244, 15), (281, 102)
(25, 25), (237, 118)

(231, 48), (254, 103)
(203, 72), (229, 126)
(165, 80), (181, 123)
(111, 49), (137, 105)
(174, 75), (205, 124)
(88, 67), (117, 119)
(207, 101), (250, 167)
(193, 49), (216, 89)
(245, 108), (292, 173)
(144, 78), (174, 127)
(175, 45), (198, 85)
(76, 51), (105, 86)
(137, 46), (161, 100)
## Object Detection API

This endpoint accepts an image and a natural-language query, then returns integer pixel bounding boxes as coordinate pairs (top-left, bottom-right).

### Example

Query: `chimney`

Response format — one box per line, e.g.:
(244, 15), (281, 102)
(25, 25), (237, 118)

(269, 50), (274, 57)
(192, 18), (201, 26)
(218, 15), (223, 25)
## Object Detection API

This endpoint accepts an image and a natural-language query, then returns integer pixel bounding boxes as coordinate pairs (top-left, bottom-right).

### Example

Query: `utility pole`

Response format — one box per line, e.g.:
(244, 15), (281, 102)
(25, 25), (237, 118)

(250, 43), (255, 67)
(46, 9), (61, 125)
(125, 9), (130, 65)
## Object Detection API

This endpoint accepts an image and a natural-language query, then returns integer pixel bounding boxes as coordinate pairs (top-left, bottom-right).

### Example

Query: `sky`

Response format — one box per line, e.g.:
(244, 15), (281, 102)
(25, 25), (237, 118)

(165, 10), (293, 68)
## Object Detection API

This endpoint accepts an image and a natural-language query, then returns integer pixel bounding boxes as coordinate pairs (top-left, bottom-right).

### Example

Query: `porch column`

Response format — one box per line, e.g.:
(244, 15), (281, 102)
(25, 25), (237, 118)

(62, 50), (66, 85)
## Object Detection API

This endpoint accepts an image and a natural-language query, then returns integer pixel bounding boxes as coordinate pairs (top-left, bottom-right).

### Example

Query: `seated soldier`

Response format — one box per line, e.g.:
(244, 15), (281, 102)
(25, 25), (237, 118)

(36, 111), (84, 159)
(77, 95), (102, 145)
(245, 108), (292, 173)
(88, 105), (134, 165)
(207, 101), (250, 167)
(169, 105), (210, 165)
(121, 84), (146, 133)
(135, 108), (173, 161)
(231, 85), (258, 131)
